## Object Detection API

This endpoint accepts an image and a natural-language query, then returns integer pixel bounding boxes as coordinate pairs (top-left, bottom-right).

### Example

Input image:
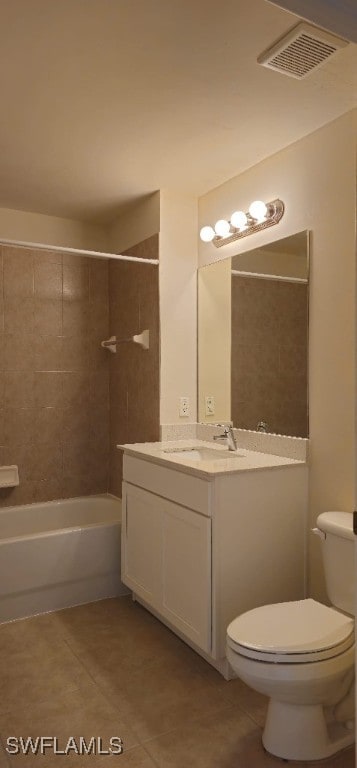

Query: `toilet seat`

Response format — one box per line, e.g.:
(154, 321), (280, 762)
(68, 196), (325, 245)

(227, 598), (354, 664)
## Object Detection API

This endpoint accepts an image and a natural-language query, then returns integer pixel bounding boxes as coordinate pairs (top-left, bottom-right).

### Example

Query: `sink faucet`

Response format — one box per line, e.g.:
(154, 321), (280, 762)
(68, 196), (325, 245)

(213, 424), (238, 452)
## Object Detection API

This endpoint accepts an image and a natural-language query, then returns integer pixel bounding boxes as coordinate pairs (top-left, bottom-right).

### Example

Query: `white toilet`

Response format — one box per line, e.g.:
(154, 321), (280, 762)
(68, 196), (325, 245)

(226, 511), (355, 761)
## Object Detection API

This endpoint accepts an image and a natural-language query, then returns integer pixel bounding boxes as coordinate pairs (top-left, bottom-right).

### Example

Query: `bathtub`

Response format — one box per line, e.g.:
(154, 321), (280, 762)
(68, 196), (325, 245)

(0, 494), (128, 624)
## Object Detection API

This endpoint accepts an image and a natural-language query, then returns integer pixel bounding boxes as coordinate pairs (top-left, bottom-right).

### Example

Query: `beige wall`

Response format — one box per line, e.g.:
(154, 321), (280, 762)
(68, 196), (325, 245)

(199, 110), (357, 600)
(159, 190), (198, 425)
(108, 192), (160, 254)
(198, 259), (231, 423)
(0, 207), (108, 252)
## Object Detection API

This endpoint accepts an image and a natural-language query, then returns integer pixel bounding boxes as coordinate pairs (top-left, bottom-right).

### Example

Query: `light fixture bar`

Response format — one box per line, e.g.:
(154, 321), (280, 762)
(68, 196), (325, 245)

(205, 199), (285, 248)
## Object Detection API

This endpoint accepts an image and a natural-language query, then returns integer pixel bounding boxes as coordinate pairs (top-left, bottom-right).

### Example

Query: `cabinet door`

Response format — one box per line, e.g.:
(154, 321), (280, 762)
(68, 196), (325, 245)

(161, 502), (211, 653)
(121, 482), (162, 610)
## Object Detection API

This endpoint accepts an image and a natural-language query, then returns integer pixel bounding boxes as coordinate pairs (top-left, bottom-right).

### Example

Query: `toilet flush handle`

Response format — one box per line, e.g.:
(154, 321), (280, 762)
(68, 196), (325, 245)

(311, 527), (326, 540)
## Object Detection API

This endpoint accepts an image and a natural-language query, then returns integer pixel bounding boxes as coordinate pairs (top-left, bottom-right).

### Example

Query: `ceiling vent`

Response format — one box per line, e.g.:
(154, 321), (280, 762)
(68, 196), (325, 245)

(258, 22), (348, 79)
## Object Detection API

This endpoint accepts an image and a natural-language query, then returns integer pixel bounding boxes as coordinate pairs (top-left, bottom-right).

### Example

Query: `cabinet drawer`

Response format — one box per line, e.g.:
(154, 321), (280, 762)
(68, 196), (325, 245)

(123, 455), (212, 515)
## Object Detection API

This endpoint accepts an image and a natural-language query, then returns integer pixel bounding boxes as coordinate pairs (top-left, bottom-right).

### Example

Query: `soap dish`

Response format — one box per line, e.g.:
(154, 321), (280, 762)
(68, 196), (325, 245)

(0, 465), (19, 488)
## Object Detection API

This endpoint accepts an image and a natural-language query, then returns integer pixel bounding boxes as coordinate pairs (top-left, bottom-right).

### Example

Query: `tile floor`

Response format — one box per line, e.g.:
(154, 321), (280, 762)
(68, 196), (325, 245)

(0, 596), (354, 767)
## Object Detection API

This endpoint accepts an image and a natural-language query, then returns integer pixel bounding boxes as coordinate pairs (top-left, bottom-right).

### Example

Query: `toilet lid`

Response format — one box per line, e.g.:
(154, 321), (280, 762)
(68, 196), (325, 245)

(227, 599), (354, 662)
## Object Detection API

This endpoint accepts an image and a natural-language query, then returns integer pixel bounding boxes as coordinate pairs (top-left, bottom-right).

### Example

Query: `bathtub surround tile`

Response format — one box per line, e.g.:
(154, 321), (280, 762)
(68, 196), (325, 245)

(0, 377), (4, 410)
(63, 264), (89, 301)
(33, 372), (63, 408)
(0, 237), (159, 507)
(34, 262), (62, 299)
(3, 334), (38, 371)
(62, 299), (89, 337)
(33, 299), (63, 336)
(3, 248), (34, 298)
(61, 335), (89, 371)
(3, 372), (34, 408)
(3, 297), (35, 335)
(61, 371), (91, 407)
(35, 406), (63, 444)
(33, 248), (63, 266)
(35, 335), (63, 371)
(89, 258), (109, 302)
(3, 408), (36, 446)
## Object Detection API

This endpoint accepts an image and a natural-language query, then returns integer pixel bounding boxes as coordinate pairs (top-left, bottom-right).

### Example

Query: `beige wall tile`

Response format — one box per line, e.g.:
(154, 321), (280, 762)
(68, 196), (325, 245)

(3, 297), (35, 334)
(3, 248), (34, 298)
(33, 372), (63, 408)
(2, 371), (35, 408)
(62, 336), (90, 371)
(63, 264), (89, 300)
(63, 300), (89, 337)
(34, 262), (62, 299)
(35, 335), (63, 371)
(34, 299), (63, 336)
(3, 333), (38, 371)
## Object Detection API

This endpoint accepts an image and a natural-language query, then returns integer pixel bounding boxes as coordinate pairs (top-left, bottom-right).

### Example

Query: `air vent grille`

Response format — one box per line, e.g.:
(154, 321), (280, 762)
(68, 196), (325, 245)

(258, 23), (348, 79)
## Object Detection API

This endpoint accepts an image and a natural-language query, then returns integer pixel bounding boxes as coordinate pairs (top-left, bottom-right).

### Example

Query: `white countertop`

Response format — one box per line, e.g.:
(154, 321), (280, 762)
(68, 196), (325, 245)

(118, 439), (305, 478)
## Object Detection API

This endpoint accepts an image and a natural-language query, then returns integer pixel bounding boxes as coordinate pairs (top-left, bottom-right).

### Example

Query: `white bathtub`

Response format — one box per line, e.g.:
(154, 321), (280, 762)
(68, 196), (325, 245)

(0, 494), (128, 623)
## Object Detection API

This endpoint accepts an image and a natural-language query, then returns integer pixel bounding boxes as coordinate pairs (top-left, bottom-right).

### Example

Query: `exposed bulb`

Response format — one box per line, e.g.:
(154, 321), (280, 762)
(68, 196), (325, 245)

(249, 200), (268, 221)
(200, 225), (215, 242)
(214, 219), (230, 237)
(230, 210), (248, 229)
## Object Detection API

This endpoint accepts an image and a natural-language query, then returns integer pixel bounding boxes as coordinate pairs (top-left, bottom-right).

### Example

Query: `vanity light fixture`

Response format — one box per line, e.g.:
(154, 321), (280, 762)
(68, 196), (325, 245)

(199, 198), (285, 248)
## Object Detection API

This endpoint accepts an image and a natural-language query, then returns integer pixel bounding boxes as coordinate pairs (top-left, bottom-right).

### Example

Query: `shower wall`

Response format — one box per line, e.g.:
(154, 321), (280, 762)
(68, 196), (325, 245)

(108, 234), (160, 497)
(0, 245), (110, 506)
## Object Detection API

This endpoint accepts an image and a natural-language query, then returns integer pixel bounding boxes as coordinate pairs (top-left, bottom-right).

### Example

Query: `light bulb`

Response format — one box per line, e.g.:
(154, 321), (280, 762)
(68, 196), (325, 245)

(200, 225), (215, 243)
(214, 219), (230, 237)
(249, 200), (268, 221)
(230, 210), (248, 230)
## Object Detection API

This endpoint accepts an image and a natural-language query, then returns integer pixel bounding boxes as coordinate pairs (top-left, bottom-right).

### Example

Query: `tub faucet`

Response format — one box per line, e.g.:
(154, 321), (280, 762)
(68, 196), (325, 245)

(213, 424), (238, 452)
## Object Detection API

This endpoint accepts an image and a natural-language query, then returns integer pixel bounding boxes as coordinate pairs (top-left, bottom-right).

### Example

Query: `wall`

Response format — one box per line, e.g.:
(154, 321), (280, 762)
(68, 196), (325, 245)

(198, 259), (231, 424)
(108, 235), (160, 497)
(108, 192), (160, 254)
(0, 207), (107, 252)
(159, 191), (198, 425)
(0, 245), (110, 505)
(199, 110), (357, 599)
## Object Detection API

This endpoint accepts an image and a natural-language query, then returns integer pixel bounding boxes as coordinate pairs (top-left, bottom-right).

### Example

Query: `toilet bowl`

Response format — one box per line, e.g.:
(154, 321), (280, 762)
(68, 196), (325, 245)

(227, 599), (354, 760)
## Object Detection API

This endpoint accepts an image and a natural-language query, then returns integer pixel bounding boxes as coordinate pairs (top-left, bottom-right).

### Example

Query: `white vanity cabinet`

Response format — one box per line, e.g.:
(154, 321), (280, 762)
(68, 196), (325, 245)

(122, 457), (212, 652)
(121, 445), (308, 677)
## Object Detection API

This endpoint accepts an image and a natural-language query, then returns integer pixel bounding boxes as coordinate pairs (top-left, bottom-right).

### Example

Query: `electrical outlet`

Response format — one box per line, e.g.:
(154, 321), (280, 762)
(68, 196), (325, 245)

(205, 395), (215, 416)
(179, 397), (190, 417)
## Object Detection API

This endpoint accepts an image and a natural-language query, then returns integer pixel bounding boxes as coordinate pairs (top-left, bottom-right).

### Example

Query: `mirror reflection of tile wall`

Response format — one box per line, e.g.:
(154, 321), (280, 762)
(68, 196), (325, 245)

(198, 231), (309, 438)
(231, 276), (308, 437)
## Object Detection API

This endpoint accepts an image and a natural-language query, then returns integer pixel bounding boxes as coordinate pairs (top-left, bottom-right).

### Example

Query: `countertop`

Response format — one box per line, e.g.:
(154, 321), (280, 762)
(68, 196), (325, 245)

(118, 439), (305, 478)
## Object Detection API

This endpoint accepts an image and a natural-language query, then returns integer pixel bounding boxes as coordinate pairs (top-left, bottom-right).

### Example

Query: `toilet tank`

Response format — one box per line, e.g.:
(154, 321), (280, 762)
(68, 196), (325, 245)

(316, 511), (354, 616)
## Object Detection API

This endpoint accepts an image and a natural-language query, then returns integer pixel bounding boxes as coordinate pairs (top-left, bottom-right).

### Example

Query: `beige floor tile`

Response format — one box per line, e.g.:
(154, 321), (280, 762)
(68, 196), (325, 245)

(221, 676), (268, 727)
(0, 682), (139, 766)
(144, 704), (273, 768)
(0, 635), (92, 715)
(0, 745), (9, 767)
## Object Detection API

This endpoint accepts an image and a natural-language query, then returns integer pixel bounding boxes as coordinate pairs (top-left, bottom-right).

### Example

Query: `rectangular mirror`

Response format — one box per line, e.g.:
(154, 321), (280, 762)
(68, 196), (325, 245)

(198, 231), (309, 438)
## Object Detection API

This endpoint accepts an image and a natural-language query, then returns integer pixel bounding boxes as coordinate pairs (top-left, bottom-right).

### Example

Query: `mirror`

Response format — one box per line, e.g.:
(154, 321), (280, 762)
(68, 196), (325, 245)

(198, 231), (309, 438)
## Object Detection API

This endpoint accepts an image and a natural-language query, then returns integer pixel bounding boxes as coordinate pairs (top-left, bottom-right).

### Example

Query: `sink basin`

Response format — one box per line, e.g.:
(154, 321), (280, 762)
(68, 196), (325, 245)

(163, 446), (245, 461)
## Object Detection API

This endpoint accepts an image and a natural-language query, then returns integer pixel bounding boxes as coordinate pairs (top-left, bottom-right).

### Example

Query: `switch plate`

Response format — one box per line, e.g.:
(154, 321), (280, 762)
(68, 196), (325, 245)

(179, 397), (190, 417)
(205, 395), (215, 416)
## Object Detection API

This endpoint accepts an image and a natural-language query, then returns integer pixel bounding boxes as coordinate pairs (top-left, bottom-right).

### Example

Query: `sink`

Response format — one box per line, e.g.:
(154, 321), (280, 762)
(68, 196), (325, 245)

(163, 446), (245, 461)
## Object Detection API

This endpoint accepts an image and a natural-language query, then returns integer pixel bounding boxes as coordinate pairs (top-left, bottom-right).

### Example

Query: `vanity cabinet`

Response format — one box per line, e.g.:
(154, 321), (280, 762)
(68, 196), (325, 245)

(122, 468), (212, 652)
(121, 448), (308, 678)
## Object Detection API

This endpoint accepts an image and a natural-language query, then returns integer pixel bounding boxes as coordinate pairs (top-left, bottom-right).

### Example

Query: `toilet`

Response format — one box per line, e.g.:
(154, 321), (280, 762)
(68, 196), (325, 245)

(226, 511), (355, 761)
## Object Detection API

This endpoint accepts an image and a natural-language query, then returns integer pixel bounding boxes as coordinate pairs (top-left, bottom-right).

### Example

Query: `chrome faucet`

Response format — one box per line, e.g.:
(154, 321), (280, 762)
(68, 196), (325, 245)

(213, 424), (238, 452)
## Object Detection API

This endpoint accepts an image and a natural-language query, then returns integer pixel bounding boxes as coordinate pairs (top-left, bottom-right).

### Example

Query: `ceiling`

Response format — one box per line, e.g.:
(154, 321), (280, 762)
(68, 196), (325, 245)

(0, 0), (355, 223)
